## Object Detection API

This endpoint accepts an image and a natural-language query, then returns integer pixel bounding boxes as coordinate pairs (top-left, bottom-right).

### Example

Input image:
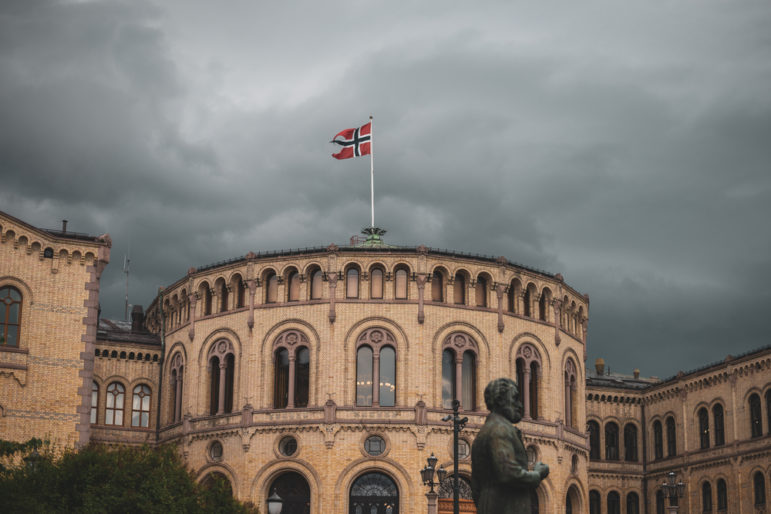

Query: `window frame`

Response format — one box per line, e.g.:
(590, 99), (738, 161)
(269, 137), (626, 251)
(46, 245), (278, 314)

(0, 285), (22, 347)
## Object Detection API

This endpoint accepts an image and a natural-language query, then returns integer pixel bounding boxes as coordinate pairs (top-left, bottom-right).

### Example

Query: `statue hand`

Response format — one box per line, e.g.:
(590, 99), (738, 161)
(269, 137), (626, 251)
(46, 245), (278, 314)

(534, 462), (549, 479)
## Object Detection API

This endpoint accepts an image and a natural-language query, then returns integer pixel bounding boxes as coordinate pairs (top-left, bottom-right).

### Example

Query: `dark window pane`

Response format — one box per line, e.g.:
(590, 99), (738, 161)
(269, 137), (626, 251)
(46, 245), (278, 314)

(713, 404), (725, 446)
(666, 417), (677, 457)
(295, 347), (309, 408)
(274, 349), (289, 408)
(432, 272), (443, 302)
(442, 349), (455, 409)
(379, 346), (395, 407)
(462, 351), (475, 410)
(699, 408), (710, 448)
(475, 277), (486, 307)
(356, 346), (373, 406)
(750, 394), (762, 438)
(454, 274), (465, 304)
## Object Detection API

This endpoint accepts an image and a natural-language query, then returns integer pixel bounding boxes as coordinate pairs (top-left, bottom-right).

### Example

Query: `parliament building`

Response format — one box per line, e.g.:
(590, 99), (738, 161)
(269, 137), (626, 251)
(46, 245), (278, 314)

(1, 209), (769, 514)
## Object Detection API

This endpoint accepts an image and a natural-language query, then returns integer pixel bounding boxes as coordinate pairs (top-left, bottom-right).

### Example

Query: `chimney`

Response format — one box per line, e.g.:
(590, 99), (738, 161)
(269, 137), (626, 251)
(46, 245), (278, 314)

(131, 305), (144, 332)
(62, 219), (68, 233)
(595, 357), (605, 376)
(633, 369), (640, 379)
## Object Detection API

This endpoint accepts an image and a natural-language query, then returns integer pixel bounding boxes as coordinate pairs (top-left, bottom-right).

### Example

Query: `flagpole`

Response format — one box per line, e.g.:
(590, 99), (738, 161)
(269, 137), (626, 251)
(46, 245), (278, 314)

(370, 115), (374, 228)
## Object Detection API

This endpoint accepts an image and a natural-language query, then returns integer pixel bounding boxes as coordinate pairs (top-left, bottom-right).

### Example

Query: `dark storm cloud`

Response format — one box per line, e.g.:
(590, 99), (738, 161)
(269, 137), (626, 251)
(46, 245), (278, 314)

(2, 0), (770, 378)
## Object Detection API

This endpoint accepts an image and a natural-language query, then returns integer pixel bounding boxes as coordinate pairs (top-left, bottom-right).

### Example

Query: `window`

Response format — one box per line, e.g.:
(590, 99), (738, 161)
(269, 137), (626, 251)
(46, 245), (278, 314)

(564, 358), (577, 428)
(364, 435), (386, 456)
(656, 490), (666, 514)
(589, 490), (601, 514)
(170, 352), (184, 423)
(605, 422), (619, 460)
(699, 407), (710, 449)
(216, 278), (228, 312)
(717, 479), (727, 511)
(457, 439), (470, 460)
(309, 268), (323, 300)
(370, 267), (384, 299)
(350, 473), (398, 514)
(588, 421), (601, 460)
(653, 420), (663, 460)
(90, 381), (98, 424)
(273, 330), (310, 409)
(270, 472), (311, 513)
(208, 340), (235, 415)
(538, 288), (551, 321)
(666, 416), (677, 457)
(0, 286), (22, 347)
(200, 283), (212, 316)
(209, 440), (223, 461)
(232, 275), (245, 308)
(394, 267), (408, 299)
(626, 492), (639, 514)
(475, 275), (487, 307)
(523, 284), (534, 317)
(346, 267), (360, 298)
(624, 423), (638, 462)
(749, 393), (762, 438)
(279, 436), (297, 457)
(702, 482), (713, 512)
(287, 270), (300, 301)
(105, 382), (125, 426)
(431, 270), (444, 302)
(713, 404), (725, 446)
(356, 329), (396, 407)
(507, 279), (521, 313)
(265, 271), (278, 303)
(441, 333), (478, 411)
(515, 344), (541, 419)
(607, 491), (620, 514)
(454, 272), (467, 305)
(755, 471), (767, 507)
(131, 384), (151, 427)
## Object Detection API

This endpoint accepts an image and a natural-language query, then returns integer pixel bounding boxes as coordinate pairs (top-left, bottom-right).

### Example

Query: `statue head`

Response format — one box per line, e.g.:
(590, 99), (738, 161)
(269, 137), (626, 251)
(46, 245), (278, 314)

(483, 377), (523, 424)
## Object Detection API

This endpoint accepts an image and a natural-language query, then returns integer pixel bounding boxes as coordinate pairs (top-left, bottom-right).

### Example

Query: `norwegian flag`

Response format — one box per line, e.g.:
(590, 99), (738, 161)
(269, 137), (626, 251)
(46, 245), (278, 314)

(331, 121), (372, 160)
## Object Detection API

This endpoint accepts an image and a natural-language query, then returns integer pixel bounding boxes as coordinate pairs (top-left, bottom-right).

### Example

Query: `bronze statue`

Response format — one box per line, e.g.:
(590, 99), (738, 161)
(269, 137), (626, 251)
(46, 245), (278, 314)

(471, 378), (549, 513)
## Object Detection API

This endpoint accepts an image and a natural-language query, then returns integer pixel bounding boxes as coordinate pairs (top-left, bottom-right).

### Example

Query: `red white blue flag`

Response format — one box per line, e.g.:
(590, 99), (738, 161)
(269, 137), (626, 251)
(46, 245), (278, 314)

(331, 122), (372, 160)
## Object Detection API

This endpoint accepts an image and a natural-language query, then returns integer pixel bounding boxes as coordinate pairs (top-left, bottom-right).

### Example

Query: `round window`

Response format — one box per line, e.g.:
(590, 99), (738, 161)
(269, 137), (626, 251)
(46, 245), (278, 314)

(364, 435), (386, 456)
(209, 440), (223, 461)
(457, 439), (470, 460)
(279, 436), (297, 457)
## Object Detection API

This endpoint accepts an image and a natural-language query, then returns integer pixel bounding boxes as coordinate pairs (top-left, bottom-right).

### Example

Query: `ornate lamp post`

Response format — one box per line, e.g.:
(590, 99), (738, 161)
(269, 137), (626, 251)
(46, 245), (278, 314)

(420, 452), (447, 514)
(660, 471), (685, 513)
(442, 399), (468, 514)
(266, 489), (283, 514)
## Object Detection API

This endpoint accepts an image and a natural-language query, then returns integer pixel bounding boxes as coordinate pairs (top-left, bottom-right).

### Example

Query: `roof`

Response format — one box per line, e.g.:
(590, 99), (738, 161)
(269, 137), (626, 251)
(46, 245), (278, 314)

(97, 318), (161, 346)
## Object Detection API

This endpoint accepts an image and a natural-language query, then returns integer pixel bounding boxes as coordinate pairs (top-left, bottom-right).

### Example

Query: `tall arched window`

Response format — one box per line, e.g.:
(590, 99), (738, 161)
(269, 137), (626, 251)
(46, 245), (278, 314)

(265, 271), (278, 303)
(607, 491), (620, 514)
(198, 282), (212, 316)
(216, 278), (228, 312)
(454, 272), (467, 305)
(287, 270), (301, 301)
(605, 422), (619, 460)
(475, 275), (488, 307)
(131, 384), (151, 427)
(208, 340), (235, 415)
(523, 284), (535, 317)
(717, 479), (727, 511)
(91, 381), (99, 424)
(626, 492), (639, 514)
(507, 279), (521, 313)
(394, 267), (408, 299)
(588, 420), (601, 460)
(666, 416), (677, 457)
(0, 286), (22, 347)
(350, 472), (399, 514)
(431, 269), (444, 302)
(273, 330), (311, 409)
(713, 404), (725, 446)
(370, 267), (384, 299)
(346, 266), (360, 298)
(699, 407), (710, 449)
(515, 344), (541, 419)
(356, 328), (397, 407)
(702, 481), (713, 512)
(589, 490), (601, 514)
(538, 288), (551, 322)
(656, 489), (666, 514)
(309, 268), (323, 300)
(653, 420), (663, 460)
(105, 382), (125, 426)
(232, 274), (245, 308)
(564, 359), (578, 428)
(169, 352), (184, 423)
(749, 393), (762, 438)
(624, 423), (638, 462)
(755, 471), (767, 507)
(441, 333), (478, 411)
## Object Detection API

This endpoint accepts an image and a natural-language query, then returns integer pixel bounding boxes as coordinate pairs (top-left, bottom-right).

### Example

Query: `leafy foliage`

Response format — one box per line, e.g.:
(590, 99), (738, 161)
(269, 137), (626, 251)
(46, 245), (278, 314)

(0, 442), (257, 514)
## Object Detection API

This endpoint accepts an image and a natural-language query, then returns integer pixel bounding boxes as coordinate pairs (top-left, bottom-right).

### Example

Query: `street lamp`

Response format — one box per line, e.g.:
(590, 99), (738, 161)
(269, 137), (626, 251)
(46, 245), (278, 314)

(442, 399), (468, 514)
(660, 471), (685, 513)
(420, 453), (447, 514)
(267, 489), (283, 514)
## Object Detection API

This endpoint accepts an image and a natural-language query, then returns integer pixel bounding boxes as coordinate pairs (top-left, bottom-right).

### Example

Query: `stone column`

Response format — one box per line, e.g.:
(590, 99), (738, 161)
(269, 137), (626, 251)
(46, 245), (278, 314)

(455, 355), (464, 408)
(495, 284), (505, 332)
(372, 352), (380, 407)
(287, 352), (296, 409)
(247, 279), (257, 329)
(416, 274), (427, 324)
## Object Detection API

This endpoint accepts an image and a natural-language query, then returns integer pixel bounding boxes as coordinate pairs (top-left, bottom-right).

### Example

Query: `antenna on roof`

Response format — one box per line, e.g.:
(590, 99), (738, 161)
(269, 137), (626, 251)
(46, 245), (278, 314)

(123, 251), (131, 321)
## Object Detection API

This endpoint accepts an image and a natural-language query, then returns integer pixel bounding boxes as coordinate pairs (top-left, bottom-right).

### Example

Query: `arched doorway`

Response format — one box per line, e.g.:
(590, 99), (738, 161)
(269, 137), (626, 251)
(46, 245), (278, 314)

(566, 485), (581, 514)
(349, 472), (399, 514)
(269, 471), (310, 514)
(438, 475), (476, 513)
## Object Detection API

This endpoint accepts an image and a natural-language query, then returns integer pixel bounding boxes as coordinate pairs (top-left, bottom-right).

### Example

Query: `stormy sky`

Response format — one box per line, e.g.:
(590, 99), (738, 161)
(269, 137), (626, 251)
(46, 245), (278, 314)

(2, 0), (769, 379)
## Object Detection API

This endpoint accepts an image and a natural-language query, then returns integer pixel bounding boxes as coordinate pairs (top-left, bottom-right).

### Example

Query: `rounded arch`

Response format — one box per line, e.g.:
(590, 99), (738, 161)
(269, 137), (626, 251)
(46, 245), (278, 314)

(198, 329), (243, 367)
(250, 458), (322, 511)
(564, 480), (585, 514)
(389, 261), (413, 274)
(0, 276), (34, 305)
(301, 260), (325, 277)
(196, 462), (240, 498)
(334, 457), (414, 514)
(261, 320), (322, 408)
(509, 333), (552, 378)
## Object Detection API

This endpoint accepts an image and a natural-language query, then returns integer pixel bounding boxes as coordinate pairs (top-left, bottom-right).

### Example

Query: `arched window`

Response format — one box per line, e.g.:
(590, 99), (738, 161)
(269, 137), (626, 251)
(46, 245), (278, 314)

(454, 272), (467, 305)
(91, 381), (99, 424)
(394, 267), (408, 299)
(169, 352), (184, 423)
(105, 382), (125, 426)
(346, 266), (360, 298)
(350, 472), (399, 514)
(309, 268), (323, 300)
(208, 340), (235, 415)
(287, 270), (301, 301)
(589, 490), (601, 514)
(699, 407), (710, 449)
(538, 288), (551, 322)
(564, 358), (578, 428)
(355, 328), (397, 407)
(232, 275), (245, 309)
(200, 283), (212, 316)
(216, 278), (228, 312)
(588, 420), (601, 460)
(702, 481), (713, 512)
(131, 384), (151, 427)
(755, 471), (767, 507)
(515, 344), (541, 419)
(713, 404), (725, 446)
(370, 267), (384, 299)
(656, 489), (666, 514)
(0, 286), (22, 347)
(749, 393), (762, 438)
(666, 416), (677, 457)
(523, 284), (535, 317)
(269, 471), (310, 514)
(475, 275), (488, 307)
(626, 492), (639, 514)
(607, 491), (620, 514)
(653, 420), (663, 460)
(265, 271), (278, 303)
(441, 333), (478, 411)
(605, 422), (619, 461)
(624, 423), (638, 462)
(507, 279), (521, 313)
(431, 269), (444, 302)
(717, 479), (727, 511)
(438, 475), (473, 501)
(273, 330), (311, 409)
